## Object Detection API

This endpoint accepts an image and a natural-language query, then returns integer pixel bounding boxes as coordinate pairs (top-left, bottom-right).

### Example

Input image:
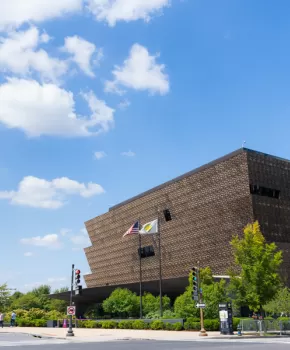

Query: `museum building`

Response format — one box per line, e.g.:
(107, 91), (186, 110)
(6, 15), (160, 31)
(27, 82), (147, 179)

(52, 148), (290, 308)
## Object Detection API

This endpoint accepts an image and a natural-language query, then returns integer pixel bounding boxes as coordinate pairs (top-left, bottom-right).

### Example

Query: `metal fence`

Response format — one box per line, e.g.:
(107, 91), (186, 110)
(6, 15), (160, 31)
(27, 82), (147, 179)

(240, 319), (290, 335)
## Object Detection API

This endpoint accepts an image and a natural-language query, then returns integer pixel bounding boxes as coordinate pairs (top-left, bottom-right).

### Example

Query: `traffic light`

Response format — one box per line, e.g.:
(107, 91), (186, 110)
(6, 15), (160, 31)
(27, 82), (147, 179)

(75, 285), (83, 296)
(75, 269), (81, 286)
(192, 267), (199, 301)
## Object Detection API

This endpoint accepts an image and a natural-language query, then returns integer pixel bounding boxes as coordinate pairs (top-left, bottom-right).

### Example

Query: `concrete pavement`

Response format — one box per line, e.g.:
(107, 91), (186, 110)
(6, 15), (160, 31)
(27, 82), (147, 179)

(1, 327), (290, 345)
(0, 327), (221, 342)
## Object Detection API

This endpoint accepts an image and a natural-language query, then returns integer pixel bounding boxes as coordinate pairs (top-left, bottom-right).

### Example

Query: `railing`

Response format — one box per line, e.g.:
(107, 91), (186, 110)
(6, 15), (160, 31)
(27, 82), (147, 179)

(239, 319), (290, 335)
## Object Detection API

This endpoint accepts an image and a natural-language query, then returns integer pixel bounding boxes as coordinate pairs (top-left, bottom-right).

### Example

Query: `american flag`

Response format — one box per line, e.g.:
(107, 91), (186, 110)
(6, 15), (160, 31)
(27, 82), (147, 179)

(123, 221), (140, 237)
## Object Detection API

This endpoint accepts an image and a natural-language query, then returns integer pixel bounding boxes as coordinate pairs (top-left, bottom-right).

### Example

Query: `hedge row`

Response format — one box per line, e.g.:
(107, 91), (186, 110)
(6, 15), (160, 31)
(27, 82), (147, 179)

(77, 319), (183, 331)
(77, 318), (241, 331)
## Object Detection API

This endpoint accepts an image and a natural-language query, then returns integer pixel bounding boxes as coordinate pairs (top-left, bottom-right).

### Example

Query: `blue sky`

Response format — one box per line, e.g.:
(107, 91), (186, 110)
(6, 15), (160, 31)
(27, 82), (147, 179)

(1, 0), (290, 292)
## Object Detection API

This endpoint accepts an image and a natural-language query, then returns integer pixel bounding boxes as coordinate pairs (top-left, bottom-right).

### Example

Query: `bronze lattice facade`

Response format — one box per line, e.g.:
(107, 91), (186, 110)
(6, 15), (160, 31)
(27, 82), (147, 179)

(84, 148), (290, 290)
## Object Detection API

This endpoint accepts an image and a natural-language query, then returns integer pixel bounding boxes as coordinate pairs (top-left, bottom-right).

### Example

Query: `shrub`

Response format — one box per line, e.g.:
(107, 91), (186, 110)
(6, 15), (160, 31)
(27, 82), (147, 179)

(204, 319), (219, 331)
(118, 320), (133, 329)
(83, 320), (100, 328)
(184, 320), (200, 330)
(101, 321), (118, 329)
(28, 308), (46, 319)
(150, 320), (165, 330)
(132, 320), (147, 329)
(165, 322), (174, 330)
(102, 289), (139, 317)
(172, 322), (183, 331)
(161, 310), (177, 319)
(34, 319), (47, 327)
(233, 318), (241, 331)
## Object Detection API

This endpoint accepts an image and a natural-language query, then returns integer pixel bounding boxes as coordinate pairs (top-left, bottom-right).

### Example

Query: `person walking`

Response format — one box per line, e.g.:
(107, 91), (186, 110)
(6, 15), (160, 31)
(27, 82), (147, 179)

(10, 311), (16, 327)
(0, 312), (4, 328)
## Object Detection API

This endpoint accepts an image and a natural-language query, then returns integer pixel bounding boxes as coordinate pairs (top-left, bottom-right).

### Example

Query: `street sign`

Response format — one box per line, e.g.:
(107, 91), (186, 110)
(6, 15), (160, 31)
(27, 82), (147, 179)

(196, 303), (206, 308)
(67, 306), (76, 316)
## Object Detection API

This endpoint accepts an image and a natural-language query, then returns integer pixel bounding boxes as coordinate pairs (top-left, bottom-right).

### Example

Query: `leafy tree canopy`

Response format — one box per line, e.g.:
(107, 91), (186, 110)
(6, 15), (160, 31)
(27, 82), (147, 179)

(229, 221), (283, 312)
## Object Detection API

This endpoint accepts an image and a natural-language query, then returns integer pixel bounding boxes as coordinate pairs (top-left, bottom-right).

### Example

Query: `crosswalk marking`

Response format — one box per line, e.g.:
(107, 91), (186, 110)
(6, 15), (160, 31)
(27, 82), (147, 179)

(0, 339), (68, 347)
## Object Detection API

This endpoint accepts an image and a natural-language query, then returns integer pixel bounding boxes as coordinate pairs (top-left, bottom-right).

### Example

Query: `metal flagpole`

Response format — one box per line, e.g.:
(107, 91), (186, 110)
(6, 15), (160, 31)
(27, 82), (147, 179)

(139, 228), (143, 319)
(158, 217), (163, 317)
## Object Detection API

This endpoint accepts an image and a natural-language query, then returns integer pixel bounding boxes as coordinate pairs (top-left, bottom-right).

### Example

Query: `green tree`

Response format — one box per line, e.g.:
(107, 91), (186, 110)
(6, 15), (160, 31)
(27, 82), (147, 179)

(174, 267), (227, 319)
(263, 287), (290, 316)
(142, 292), (171, 316)
(102, 288), (139, 317)
(229, 221), (283, 312)
(50, 287), (69, 313)
(10, 293), (42, 310)
(200, 268), (228, 319)
(174, 271), (199, 319)
(0, 284), (11, 311)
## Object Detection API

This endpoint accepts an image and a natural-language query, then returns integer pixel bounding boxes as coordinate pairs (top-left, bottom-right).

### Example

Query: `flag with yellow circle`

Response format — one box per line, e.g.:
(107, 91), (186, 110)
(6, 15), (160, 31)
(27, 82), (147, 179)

(139, 219), (158, 234)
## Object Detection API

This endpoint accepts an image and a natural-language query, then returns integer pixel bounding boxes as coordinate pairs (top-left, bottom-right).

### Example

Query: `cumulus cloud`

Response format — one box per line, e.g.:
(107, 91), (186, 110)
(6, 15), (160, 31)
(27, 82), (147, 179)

(118, 99), (131, 110)
(70, 228), (91, 247)
(105, 44), (169, 95)
(63, 35), (103, 77)
(94, 151), (107, 160)
(0, 26), (67, 82)
(0, 0), (83, 31)
(121, 150), (135, 157)
(20, 234), (61, 248)
(0, 78), (115, 137)
(87, 0), (170, 26)
(0, 176), (105, 209)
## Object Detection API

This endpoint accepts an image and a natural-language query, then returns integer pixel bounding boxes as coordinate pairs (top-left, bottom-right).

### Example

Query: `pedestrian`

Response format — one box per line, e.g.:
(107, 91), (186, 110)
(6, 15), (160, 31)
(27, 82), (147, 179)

(10, 311), (16, 327)
(0, 312), (4, 328)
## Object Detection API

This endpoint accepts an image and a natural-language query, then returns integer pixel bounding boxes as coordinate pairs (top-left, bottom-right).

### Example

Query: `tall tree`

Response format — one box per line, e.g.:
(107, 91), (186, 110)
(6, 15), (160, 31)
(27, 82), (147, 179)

(263, 287), (290, 316)
(229, 221), (283, 312)
(0, 284), (11, 311)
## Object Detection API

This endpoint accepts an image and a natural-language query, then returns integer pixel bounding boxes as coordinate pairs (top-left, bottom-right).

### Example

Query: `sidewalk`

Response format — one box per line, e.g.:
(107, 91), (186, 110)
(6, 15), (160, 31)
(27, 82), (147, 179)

(0, 327), (222, 342)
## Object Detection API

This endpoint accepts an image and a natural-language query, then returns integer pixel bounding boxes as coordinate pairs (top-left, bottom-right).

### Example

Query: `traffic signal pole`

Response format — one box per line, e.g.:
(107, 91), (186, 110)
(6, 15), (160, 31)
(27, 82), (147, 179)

(198, 268), (208, 337)
(66, 264), (75, 337)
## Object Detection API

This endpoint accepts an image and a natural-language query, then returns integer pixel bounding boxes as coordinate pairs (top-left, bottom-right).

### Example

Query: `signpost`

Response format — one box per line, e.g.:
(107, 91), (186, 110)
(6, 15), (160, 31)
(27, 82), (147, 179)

(196, 303), (206, 308)
(67, 306), (76, 316)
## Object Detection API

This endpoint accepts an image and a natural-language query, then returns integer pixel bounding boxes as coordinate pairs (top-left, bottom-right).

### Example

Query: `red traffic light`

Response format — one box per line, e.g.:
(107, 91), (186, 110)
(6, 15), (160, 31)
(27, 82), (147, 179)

(75, 269), (81, 274)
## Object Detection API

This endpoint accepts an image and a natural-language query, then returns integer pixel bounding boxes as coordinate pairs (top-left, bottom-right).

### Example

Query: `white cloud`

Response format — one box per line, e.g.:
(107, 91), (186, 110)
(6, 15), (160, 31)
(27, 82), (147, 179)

(0, 0), (83, 31)
(0, 176), (105, 209)
(60, 228), (72, 236)
(20, 234), (61, 248)
(71, 228), (91, 247)
(118, 99), (131, 110)
(81, 90), (115, 133)
(94, 151), (107, 160)
(105, 44), (169, 95)
(87, 0), (170, 26)
(63, 35), (103, 77)
(0, 78), (115, 137)
(0, 27), (67, 82)
(24, 252), (33, 257)
(121, 150), (135, 157)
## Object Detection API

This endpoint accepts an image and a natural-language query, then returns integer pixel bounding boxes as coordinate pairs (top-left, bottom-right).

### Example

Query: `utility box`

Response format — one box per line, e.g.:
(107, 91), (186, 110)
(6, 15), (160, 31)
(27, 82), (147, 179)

(219, 302), (234, 335)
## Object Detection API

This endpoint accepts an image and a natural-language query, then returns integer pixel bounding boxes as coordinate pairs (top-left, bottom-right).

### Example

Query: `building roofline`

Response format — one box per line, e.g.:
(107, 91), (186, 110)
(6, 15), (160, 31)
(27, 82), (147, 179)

(109, 147), (246, 211)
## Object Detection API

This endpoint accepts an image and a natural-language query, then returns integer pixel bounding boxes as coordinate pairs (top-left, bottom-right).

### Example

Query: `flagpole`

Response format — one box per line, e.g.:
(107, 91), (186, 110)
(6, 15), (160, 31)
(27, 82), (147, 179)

(139, 230), (143, 319)
(158, 216), (163, 317)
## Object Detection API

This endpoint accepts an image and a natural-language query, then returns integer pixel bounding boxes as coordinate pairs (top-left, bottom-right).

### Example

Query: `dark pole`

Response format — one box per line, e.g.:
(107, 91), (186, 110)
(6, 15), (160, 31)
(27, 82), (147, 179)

(158, 218), (163, 317)
(66, 264), (74, 337)
(139, 233), (143, 319)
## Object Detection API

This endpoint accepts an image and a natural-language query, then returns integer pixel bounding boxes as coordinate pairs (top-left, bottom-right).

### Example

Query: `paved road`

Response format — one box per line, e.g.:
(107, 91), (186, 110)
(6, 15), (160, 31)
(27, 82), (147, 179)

(1, 334), (290, 349)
